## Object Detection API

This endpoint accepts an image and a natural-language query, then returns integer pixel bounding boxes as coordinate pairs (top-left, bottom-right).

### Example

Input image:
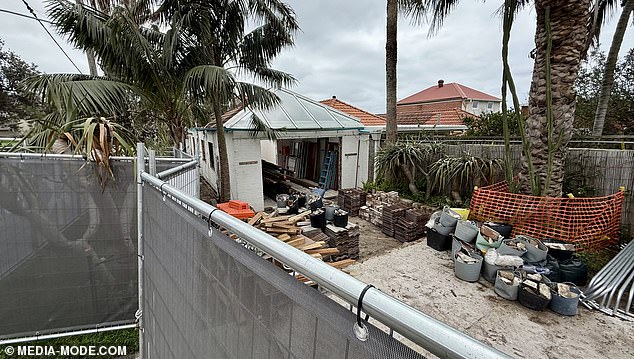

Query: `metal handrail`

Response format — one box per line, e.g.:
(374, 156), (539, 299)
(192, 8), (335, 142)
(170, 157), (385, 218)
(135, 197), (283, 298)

(140, 171), (511, 359)
(0, 151), (192, 162)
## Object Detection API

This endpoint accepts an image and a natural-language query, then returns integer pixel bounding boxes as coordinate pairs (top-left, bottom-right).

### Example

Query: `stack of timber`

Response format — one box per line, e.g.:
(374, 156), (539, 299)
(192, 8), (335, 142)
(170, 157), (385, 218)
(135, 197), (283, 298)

(245, 210), (356, 274)
(381, 204), (408, 237)
(262, 161), (291, 198)
(337, 188), (366, 216)
(324, 223), (360, 260)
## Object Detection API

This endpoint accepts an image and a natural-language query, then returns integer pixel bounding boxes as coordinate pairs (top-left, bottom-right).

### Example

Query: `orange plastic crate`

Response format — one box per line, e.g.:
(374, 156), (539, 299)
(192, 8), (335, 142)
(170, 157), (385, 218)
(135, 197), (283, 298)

(217, 200), (255, 220)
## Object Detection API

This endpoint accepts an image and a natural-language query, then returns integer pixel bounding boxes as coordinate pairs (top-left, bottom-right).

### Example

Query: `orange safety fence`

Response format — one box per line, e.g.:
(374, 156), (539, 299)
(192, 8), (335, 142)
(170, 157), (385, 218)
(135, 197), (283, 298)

(468, 181), (624, 251)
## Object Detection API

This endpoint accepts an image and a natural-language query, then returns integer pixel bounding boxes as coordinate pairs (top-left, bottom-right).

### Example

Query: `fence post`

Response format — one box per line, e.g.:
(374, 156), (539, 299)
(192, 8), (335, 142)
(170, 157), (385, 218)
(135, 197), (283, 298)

(136, 143), (145, 359)
(148, 150), (156, 176)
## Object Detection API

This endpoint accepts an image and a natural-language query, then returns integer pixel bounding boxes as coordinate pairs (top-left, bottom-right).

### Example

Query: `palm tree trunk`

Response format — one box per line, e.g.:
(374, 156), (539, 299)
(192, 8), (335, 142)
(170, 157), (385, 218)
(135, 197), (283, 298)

(385, 0), (398, 144)
(592, 0), (634, 136)
(521, 0), (591, 197)
(212, 99), (231, 202)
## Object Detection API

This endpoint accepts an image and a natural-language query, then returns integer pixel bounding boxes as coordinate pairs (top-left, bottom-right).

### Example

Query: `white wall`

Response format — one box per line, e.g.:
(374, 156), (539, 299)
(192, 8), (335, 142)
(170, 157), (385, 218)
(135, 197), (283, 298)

(465, 99), (502, 115)
(230, 137), (265, 211)
(260, 140), (277, 164)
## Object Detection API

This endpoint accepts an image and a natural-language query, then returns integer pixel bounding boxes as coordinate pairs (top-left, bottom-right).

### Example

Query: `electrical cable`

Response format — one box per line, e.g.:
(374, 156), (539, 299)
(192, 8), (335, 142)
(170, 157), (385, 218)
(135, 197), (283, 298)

(0, 8), (53, 24)
(20, 0), (83, 73)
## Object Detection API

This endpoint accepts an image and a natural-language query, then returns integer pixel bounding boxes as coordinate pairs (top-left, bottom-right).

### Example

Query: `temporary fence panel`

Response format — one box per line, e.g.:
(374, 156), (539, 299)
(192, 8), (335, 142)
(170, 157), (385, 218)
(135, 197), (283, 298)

(0, 158), (138, 340)
(0, 155), (199, 342)
(469, 181), (624, 251)
(142, 186), (424, 359)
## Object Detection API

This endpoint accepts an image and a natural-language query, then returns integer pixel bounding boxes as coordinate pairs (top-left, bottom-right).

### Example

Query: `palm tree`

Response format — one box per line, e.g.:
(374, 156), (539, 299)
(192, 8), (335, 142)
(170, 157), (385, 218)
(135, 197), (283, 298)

(591, 0), (634, 136)
(31, 0), (297, 201)
(421, 0), (592, 196)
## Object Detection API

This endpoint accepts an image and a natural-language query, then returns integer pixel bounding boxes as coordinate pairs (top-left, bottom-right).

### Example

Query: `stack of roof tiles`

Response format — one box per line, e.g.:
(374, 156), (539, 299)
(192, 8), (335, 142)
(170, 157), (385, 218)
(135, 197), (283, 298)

(381, 204), (409, 237)
(337, 188), (367, 216)
(324, 223), (360, 260)
(394, 209), (433, 243)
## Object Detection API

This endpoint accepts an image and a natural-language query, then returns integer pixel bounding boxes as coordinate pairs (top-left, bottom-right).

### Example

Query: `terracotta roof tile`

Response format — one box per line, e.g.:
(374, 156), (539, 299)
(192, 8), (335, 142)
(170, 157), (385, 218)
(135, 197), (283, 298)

(396, 105), (471, 126)
(398, 82), (500, 105)
(320, 98), (386, 126)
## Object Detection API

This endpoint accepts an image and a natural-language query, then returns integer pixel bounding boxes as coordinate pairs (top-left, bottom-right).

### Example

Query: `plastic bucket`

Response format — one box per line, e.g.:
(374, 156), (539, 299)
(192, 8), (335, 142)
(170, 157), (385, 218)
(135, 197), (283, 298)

(484, 222), (513, 238)
(518, 280), (551, 311)
(440, 206), (461, 227)
(498, 239), (528, 257)
(482, 261), (508, 284)
(454, 220), (478, 242)
(325, 205), (339, 221)
(276, 194), (289, 208)
(451, 208), (470, 220)
(475, 231), (502, 251)
(494, 270), (520, 300)
(549, 283), (580, 316)
(308, 198), (323, 210)
(333, 211), (349, 228)
(517, 236), (548, 264)
(310, 211), (326, 229)
(454, 252), (483, 282)
(427, 229), (452, 251)
(433, 220), (454, 236)
(452, 236), (467, 256)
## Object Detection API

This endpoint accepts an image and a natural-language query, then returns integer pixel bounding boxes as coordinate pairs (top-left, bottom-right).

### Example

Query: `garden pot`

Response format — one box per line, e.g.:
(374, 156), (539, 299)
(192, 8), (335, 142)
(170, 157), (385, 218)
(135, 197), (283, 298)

(517, 236), (548, 264)
(333, 210), (349, 228)
(440, 206), (461, 227)
(427, 228), (452, 251)
(494, 270), (520, 300)
(433, 220), (454, 236)
(498, 238), (528, 257)
(454, 251), (483, 282)
(559, 258), (588, 286)
(325, 205), (339, 221)
(454, 220), (478, 243)
(309, 210), (326, 229)
(549, 283), (581, 316)
(518, 276), (551, 311)
(484, 222), (513, 238)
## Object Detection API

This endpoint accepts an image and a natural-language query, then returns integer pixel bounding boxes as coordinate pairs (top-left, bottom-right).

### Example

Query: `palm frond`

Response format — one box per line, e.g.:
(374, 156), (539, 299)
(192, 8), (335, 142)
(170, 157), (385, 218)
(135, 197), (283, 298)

(236, 82), (281, 110)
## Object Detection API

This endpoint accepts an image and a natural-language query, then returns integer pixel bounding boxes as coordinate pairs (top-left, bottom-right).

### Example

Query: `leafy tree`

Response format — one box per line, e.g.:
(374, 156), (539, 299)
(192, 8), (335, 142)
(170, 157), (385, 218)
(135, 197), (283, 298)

(29, 0), (297, 201)
(462, 111), (522, 136)
(0, 39), (45, 133)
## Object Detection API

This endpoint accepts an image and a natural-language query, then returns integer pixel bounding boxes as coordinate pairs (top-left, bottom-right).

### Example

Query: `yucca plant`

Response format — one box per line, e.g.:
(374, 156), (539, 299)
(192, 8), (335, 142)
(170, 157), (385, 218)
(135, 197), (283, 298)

(430, 154), (505, 200)
(375, 139), (444, 199)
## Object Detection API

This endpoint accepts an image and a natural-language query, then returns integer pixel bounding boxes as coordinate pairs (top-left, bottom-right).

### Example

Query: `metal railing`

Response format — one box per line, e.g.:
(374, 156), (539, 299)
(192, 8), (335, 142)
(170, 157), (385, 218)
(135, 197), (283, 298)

(137, 144), (510, 359)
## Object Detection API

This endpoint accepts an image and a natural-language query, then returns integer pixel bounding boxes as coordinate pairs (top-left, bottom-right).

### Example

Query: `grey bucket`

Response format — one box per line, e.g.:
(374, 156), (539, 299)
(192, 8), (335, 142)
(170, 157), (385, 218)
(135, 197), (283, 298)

(433, 220), (454, 236)
(549, 283), (581, 316)
(517, 236), (548, 264)
(498, 239), (528, 257)
(454, 220), (478, 242)
(482, 261), (509, 284)
(276, 194), (289, 208)
(454, 252), (483, 282)
(325, 205), (339, 221)
(452, 236), (466, 256)
(494, 270), (520, 300)
(440, 206), (461, 227)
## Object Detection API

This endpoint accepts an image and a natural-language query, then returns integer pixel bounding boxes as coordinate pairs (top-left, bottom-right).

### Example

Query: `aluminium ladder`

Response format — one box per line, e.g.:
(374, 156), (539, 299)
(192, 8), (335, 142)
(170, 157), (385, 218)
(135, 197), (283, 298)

(318, 151), (337, 190)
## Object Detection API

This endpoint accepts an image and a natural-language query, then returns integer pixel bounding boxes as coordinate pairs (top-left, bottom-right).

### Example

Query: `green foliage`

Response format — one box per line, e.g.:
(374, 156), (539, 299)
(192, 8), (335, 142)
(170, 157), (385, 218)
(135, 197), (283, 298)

(575, 47), (634, 135)
(0, 329), (138, 359)
(0, 38), (45, 133)
(577, 248), (619, 278)
(462, 111), (522, 137)
(429, 154), (505, 196)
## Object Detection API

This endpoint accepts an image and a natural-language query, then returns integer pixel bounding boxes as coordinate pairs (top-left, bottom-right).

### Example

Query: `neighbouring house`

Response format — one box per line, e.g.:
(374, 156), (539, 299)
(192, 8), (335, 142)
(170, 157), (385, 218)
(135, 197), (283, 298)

(187, 88), (372, 211)
(396, 80), (502, 131)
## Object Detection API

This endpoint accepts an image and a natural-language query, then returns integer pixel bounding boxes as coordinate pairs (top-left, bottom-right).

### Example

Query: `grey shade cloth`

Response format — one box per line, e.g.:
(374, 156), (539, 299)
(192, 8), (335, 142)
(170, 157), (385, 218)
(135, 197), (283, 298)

(142, 186), (424, 359)
(0, 158), (139, 339)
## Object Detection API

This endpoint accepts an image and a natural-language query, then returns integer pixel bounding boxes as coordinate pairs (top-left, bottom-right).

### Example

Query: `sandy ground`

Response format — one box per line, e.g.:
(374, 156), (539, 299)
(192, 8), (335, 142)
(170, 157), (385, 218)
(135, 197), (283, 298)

(347, 218), (634, 359)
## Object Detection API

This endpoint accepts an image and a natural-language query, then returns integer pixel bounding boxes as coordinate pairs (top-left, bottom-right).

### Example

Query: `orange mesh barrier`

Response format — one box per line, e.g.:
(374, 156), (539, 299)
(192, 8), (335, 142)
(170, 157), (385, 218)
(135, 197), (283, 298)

(468, 181), (624, 251)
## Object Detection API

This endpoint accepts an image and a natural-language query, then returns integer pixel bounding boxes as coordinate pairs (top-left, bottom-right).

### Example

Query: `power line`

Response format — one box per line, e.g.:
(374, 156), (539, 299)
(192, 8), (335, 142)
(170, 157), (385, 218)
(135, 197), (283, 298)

(0, 8), (53, 24)
(20, 0), (83, 74)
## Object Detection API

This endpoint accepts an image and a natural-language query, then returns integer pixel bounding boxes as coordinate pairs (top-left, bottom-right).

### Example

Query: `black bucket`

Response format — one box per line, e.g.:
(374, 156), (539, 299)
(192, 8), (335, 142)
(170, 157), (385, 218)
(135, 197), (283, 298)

(310, 210), (326, 229)
(427, 228), (452, 251)
(296, 194), (307, 208)
(559, 257), (588, 286)
(518, 279), (551, 311)
(308, 198), (323, 210)
(543, 239), (575, 261)
(333, 211), (349, 228)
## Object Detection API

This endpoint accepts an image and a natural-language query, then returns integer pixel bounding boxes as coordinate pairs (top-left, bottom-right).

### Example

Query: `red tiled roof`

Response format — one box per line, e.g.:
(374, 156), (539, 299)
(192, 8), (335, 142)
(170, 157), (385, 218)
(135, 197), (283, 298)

(205, 104), (244, 127)
(397, 102), (472, 126)
(320, 97), (386, 127)
(398, 82), (500, 105)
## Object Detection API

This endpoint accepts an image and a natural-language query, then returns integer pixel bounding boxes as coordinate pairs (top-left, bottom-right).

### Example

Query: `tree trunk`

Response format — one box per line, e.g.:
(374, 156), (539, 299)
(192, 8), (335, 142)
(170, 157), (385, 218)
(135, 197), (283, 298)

(521, 0), (590, 197)
(401, 164), (419, 194)
(212, 99), (231, 202)
(86, 50), (98, 76)
(385, 0), (398, 144)
(592, 0), (634, 136)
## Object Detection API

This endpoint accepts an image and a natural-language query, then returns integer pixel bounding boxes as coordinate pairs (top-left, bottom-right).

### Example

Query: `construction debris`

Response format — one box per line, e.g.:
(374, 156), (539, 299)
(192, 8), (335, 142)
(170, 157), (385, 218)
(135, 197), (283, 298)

(337, 188), (366, 216)
(324, 223), (360, 260)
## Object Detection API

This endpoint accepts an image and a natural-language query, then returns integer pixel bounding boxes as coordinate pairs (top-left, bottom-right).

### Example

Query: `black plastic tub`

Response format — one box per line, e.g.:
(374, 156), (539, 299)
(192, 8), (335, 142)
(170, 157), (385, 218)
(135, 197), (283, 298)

(427, 228), (452, 251)
(310, 210), (326, 228)
(333, 211), (349, 227)
(484, 222), (513, 238)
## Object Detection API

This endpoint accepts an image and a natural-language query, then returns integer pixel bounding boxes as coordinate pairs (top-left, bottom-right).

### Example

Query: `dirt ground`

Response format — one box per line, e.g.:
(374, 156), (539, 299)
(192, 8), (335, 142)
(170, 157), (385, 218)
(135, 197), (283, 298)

(347, 217), (634, 359)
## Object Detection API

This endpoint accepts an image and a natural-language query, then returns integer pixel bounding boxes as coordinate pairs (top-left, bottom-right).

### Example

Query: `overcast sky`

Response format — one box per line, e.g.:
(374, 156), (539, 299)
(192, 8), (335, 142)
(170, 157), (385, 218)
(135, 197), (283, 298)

(2, 0), (633, 114)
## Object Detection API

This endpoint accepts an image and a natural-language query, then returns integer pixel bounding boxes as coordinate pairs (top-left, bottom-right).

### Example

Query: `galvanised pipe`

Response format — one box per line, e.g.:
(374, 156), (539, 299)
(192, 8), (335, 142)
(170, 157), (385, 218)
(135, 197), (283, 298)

(156, 160), (198, 180)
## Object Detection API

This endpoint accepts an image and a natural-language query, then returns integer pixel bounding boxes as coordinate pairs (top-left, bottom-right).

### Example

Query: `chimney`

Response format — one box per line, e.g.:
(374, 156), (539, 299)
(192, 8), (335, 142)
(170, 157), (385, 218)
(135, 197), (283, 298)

(436, 113), (441, 125)
(438, 79), (444, 88)
(332, 95), (337, 99)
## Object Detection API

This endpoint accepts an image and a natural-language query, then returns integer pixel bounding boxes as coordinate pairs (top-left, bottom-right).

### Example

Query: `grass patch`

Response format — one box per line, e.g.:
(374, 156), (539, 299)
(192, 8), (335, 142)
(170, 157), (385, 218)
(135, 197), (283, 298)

(0, 328), (138, 359)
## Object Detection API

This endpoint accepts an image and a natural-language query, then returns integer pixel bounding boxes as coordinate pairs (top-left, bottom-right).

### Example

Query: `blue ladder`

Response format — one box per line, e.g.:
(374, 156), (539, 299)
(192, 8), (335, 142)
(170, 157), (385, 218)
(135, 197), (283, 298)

(318, 151), (337, 190)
